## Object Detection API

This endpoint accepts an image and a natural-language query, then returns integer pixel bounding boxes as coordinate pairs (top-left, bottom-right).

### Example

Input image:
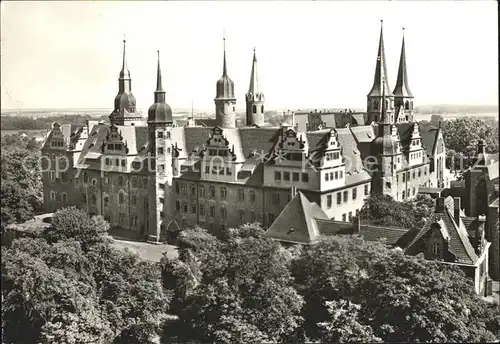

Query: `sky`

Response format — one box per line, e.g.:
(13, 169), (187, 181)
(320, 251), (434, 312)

(1, 1), (498, 112)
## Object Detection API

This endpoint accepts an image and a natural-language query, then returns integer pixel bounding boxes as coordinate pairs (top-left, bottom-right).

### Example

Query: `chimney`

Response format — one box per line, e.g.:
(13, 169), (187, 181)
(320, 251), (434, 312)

(435, 197), (446, 213)
(453, 197), (461, 225)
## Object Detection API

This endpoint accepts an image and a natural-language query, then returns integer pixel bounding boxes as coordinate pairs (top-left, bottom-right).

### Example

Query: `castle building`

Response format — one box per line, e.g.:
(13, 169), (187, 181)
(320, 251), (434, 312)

(42, 24), (446, 243)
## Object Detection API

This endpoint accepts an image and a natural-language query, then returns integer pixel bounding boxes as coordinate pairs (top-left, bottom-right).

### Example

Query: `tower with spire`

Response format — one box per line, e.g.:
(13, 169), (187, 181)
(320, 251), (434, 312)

(109, 40), (145, 126)
(393, 28), (414, 123)
(245, 48), (265, 127)
(214, 35), (237, 128)
(147, 51), (175, 242)
(372, 78), (402, 198)
(367, 20), (394, 125)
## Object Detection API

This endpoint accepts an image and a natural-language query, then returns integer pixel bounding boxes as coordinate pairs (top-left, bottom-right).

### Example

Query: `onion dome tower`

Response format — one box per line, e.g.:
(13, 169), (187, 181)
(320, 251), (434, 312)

(109, 40), (145, 126)
(214, 35), (237, 128)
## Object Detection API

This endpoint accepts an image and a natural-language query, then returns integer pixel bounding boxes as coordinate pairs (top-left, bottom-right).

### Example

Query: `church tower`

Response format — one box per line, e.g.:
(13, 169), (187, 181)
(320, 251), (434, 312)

(393, 28), (414, 123)
(367, 20), (394, 124)
(147, 51), (174, 243)
(109, 40), (145, 126)
(215, 36), (237, 128)
(372, 79), (402, 198)
(245, 48), (265, 126)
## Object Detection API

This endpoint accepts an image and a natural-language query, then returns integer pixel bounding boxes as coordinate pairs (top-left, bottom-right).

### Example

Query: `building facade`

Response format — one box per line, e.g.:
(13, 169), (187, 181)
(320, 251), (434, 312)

(42, 26), (446, 242)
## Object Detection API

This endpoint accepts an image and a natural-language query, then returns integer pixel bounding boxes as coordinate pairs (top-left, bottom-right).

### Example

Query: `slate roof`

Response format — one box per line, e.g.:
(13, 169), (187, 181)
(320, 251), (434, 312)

(420, 127), (440, 157)
(405, 196), (479, 265)
(264, 191), (327, 244)
(359, 224), (410, 246)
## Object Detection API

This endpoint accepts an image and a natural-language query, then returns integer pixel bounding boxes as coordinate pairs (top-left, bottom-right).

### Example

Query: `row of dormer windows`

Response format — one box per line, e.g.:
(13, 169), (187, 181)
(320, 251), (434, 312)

(105, 157), (127, 167)
(107, 143), (122, 151)
(51, 141), (64, 147)
(324, 169), (343, 182)
(204, 165), (232, 176)
(410, 151), (423, 160)
(208, 149), (229, 157)
(157, 131), (171, 139)
(325, 152), (340, 161)
(175, 182), (258, 203)
(411, 139), (420, 146)
(274, 171), (309, 182)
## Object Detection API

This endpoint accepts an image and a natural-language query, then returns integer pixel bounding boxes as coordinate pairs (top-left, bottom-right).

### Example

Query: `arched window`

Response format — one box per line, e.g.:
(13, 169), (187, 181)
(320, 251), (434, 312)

(118, 176), (124, 186)
(252, 105), (257, 114)
(432, 239), (440, 255)
(132, 195), (137, 205)
(104, 196), (109, 206)
(404, 100), (410, 110)
(132, 178), (137, 187)
(373, 100), (379, 110)
(83, 171), (89, 183)
(261, 105), (264, 113)
(119, 193), (124, 204)
(91, 194), (97, 205)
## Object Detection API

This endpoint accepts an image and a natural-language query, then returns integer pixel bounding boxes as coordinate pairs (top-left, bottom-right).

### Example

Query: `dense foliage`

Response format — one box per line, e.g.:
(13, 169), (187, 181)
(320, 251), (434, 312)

(1, 134), (43, 230)
(356, 193), (435, 230)
(420, 115), (499, 170)
(2, 207), (170, 344)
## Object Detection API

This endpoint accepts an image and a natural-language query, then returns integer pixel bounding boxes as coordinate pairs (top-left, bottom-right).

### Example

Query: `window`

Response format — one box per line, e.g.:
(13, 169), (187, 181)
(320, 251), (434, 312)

(268, 213), (275, 224)
(221, 207), (227, 219)
(402, 190), (406, 199)
(337, 193), (341, 205)
(330, 172), (334, 180)
(220, 187), (227, 200)
(158, 131), (164, 138)
(238, 188), (245, 201)
(191, 185), (196, 196)
(160, 211), (165, 218)
(432, 240), (439, 255)
(191, 203), (197, 214)
(166, 131), (171, 139)
(104, 196), (109, 206)
(83, 172), (89, 183)
(115, 159), (120, 166)
(412, 171), (416, 180)
(283, 172), (290, 181)
(238, 210), (245, 222)
(348, 212), (352, 221)
(181, 184), (187, 195)
(343, 191), (348, 203)
(226, 167), (232, 176)
(327, 195), (332, 208)
(210, 185), (216, 197)
(402, 173), (405, 182)
(131, 215), (138, 227)
(293, 172), (300, 182)
(50, 191), (56, 200)
(250, 190), (256, 202)
(273, 193), (280, 205)
(131, 178), (137, 187)
(252, 105), (257, 114)
(121, 159), (126, 167)
(210, 205), (215, 217)
(352, 188), (357, 200)
(82, 194), (87, 203)
(334, 171), (338, 180)
(183, 202), (188, 213)
(342, 213), (347, 222)
(302, 173), (309, 182)
(250, 212), (256, 222)
(364, 184), (369, 195)
(261, 105), (264, 113)
(205, 166), (210, 174)
(412, 187), (416, 196)
(176, 201), (180, 212)
(119, 193), (124, 204)
(158, 147), (164, 155)
(62, 193), (67, 202)
(119, 213), (126, 225)
(325, 173), (329, 181)
(91, 194), (97, 205)
(424, 167), (427, 175)
(119, 176), (124, 186)
(175, 183), (180, 194)
(159, 197), (164, 204)
(385, 182), (391, 189)
(200, 204), (205, 216)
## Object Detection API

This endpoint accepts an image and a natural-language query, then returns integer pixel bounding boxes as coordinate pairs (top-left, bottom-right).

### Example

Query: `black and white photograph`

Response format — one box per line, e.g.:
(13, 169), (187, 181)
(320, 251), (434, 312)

(1, 1), (499, 343)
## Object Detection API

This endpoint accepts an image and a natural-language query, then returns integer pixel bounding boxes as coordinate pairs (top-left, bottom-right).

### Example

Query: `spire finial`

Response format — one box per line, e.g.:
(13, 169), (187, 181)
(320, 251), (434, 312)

(222, 30), (227, 76)
(155, 49), (164, 94)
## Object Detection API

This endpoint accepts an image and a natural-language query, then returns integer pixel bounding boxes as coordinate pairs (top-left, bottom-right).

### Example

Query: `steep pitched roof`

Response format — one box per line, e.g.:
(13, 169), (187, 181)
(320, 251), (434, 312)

(359, 224), (410, 246)
(405, 197), (479, 265)
(420, 127), (440, 157)
(264, 191), (328, 244)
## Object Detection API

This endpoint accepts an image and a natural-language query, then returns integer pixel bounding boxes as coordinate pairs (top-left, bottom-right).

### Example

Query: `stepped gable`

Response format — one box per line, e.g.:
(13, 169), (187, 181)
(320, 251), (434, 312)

(264, 191), (328, 244)
(404, 196), (479, 264)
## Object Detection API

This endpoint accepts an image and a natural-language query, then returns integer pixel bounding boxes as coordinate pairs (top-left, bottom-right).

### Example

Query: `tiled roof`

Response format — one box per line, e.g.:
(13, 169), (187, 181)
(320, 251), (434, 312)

(420, 126), (439, 157)
(350, 125), (375, 143)
(359, 224), (410, 246)
(336, 128), (365, 173)
(316, 219), (354, 235)
(264, 191), (327, 244)
(405, 196), (479, 265)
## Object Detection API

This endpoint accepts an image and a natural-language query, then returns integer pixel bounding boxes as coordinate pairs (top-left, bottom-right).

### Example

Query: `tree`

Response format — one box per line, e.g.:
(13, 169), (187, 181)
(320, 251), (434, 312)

(2, 208), (170, 344)
(291, 236), (498, 343)
(442, 117), (498, 154)
(162, 225), (303, 343)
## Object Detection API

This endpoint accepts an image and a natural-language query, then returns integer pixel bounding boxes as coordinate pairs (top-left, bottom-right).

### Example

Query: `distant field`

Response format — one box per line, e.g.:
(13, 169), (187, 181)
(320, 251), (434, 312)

(414, 112), (498, 122)
(1, 129), (49, 138)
